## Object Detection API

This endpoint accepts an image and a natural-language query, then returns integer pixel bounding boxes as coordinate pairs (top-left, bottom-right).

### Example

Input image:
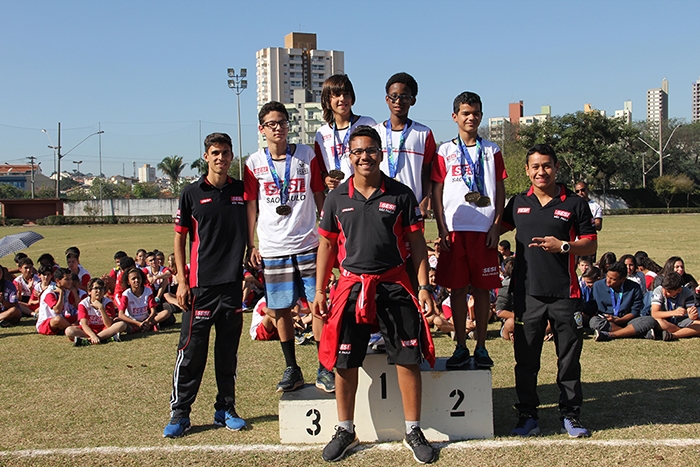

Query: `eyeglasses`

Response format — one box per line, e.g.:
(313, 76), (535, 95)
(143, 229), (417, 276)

(575, 189), (586, 194)
(349, 147), (381, 156)
(91, 287), (105, 291)
(261, 120), (289, 130)
(387, 93), (413, 103)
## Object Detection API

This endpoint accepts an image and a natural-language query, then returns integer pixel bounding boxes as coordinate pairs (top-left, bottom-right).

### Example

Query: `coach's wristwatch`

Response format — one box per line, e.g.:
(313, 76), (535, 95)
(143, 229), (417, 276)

(418, 285), (433, 293)
(560, 241), (571, 254)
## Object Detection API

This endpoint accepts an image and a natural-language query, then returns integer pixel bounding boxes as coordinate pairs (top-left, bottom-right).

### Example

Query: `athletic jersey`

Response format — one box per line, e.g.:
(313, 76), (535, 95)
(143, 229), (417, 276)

(143, 265), (168, 292)
(244, 144), (325, 257)
(431, 138), (507, 232)
(36, 285), (77, 330)
(374, 119), (436, 202)
(120, 287), (156, 322)
(77, 296), (116, 328)
(76, 265), (91, 288)
(319, 174), (423, 275)
(314, 115), (377, 179)
(249, 297), (267, 339)
(13, 274), (40, 297)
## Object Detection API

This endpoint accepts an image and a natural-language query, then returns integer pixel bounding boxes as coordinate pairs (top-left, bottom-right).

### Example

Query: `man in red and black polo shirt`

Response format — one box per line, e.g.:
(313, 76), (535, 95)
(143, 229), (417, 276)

(312, 125), (437, 464)
(501, 143), (597, 439)
(164, 132), (247, 438)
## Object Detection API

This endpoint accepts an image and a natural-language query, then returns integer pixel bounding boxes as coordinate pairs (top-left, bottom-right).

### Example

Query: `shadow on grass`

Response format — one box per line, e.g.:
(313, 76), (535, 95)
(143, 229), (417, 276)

(187, 414), (279, 434)
(492, 377), (700, 436)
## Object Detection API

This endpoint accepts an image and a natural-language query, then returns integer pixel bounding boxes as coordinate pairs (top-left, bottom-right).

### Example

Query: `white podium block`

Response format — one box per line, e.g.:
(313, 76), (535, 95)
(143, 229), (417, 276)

(279, 353), (493, 444)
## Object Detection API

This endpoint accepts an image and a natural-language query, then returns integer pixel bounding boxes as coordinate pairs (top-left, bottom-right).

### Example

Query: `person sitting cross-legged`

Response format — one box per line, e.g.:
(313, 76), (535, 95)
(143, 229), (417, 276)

(66, 278), (127, 346)
(650, 272), (700, 341)
(591, 261), (656, 342)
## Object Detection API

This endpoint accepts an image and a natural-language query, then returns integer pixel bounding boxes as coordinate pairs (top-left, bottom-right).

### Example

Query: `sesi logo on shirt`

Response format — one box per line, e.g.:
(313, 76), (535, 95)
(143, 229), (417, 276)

(200, 198), (213, 204)
(517, 207), (531, 214)
(230, 196), (244, 205)
(554, 209), (571, 221)
(378, 202), (396, 213)
(263, 179), (307, 196)
(195, 309), (211, 319)
(254, 166), (269, 175)
(451, 165), (473, 177)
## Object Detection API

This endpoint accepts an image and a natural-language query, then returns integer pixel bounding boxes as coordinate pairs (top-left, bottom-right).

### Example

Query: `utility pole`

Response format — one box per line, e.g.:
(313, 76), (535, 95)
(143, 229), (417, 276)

(26, 156), (36, 199)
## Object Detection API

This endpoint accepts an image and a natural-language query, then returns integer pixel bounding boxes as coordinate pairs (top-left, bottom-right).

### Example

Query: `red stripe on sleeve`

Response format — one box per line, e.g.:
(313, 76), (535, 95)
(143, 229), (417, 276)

(243, 166), (259, 201)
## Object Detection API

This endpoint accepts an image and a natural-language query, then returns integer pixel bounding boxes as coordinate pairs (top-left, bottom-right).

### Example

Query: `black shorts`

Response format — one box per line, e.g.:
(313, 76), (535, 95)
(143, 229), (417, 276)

(336, 282), (422, 369)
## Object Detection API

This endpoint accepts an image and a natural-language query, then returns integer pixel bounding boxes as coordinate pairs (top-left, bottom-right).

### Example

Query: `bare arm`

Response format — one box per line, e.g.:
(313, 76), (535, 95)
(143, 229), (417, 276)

(313, 191), (326, 217)
(174, 230), (190, 309)
(431, 181), (451, 252)
(486, 179), (505, 249)
(407, 230), (435, 317)
(245, 200), (261, 270)
(529, 237), (597, 256)
(311, 235), (337, 319)
(594, 218), (602, 231)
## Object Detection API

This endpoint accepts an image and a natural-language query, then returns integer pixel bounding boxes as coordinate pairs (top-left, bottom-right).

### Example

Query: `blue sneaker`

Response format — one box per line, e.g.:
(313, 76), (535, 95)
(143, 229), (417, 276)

(315, 367), (336, 393)
(214, 409), (247, 431)
(560, 416), (591, 438)
(163, 417), (191, 438)
(511, 415), (540, 437)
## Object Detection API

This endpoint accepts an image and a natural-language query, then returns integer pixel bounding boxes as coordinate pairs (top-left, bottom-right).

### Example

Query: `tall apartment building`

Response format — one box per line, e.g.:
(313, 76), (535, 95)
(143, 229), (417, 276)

(488, 103), (550, 141)
(646, 78), (669, 123)
(614, 100), (633, 124)
(692, 77), (700, 123)
(255, 32), (344, 108)
(138, 164), (155, 183)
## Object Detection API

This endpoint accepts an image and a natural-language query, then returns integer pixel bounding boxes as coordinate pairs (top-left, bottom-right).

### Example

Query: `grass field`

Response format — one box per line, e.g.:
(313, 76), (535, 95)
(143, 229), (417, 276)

(1, 215), (699, 466)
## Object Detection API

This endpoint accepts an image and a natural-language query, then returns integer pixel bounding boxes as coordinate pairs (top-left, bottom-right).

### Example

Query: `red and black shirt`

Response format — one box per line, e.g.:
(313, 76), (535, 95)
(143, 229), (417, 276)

(175, 175), (246, 288)
(319, 174), (424, 274)
(502, 184), (596, 299)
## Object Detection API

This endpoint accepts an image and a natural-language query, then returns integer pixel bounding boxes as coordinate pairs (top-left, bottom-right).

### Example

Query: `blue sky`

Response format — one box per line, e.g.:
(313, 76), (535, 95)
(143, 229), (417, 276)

(1, 0), (698, 178)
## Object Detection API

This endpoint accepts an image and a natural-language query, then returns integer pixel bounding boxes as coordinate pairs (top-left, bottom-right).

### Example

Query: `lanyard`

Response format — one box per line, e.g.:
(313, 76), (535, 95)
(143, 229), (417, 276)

(609, 287), (623, 317)
(457, 136), (485, 195)
(332, 115), (354, 171)
(581, 285), (591, 302)
(265, 145), (292, 205)
(385, 119), (411, 178)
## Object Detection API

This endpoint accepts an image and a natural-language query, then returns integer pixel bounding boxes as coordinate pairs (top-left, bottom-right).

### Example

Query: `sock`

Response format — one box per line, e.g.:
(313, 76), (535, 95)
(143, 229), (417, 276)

(405, 420), (419, 434)
(280, 340), (297, 368)
(338, 420), (354, 433)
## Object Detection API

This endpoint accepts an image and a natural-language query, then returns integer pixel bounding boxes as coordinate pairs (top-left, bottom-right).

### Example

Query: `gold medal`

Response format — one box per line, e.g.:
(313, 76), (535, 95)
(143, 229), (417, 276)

(475, 196), (491, 207)
(276, 205), (292, 216)
(464, 192), (480, 203)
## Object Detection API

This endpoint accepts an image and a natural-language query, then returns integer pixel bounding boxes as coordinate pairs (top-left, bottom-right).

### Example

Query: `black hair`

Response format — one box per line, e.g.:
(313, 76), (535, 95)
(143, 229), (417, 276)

(87, 277), (105, 291)
(53, 267), (70, 281)
(385, 72), (418, 97)
(660, 256), (684, 278)
(204, 132), (233, 152)
(258, 101), (289, 124)
(498, 240), (511, 250)
(452, 91), (483, 114)
(18, 257), (34, 268)
(597, 252), (617, 274)
(66, 252), (79, 262)
(321, 74), (356, 125)
(661, 272), (683, 290)
(65, 246), (80, 257)
(114, 251), (128, 261)
(38, 253), (55, 265)
(119, 256), (136, 271)
(619, 254), (637, 270)
(607, 261), (628, 279)
(525, 143), (558, 166)
(14, 252), (27, 264)
(121, 267), (147, 291)
(582, 266), (601, 280)
(38, 265), (53, 276)
(502, 257), (514, 278)
(348, 125), (382, 149)
(135, 248), (147, 256)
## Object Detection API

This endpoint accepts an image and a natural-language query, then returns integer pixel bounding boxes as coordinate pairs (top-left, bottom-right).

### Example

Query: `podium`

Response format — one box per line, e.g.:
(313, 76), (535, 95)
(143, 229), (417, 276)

(279, 353), (493, 444)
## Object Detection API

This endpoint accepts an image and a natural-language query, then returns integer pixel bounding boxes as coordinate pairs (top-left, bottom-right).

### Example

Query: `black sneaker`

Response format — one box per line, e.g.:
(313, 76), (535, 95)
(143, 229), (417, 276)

(445, 344), (470, 369)
(276, 366), (304, 392)
(473, 345), (494, 368)
(403, 426), (437, 464)
(322, 426), (359, 462)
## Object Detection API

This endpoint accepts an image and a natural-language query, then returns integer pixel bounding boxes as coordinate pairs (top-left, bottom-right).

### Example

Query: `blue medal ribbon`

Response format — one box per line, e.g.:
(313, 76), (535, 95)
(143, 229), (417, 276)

(332, 115), (355, 171)
(456, 136), (485, 195)
(609, 287), (623, 317)
(385, 119), (411, 178)
(265, 145), (292, 205)
(581, 284), (591, 302)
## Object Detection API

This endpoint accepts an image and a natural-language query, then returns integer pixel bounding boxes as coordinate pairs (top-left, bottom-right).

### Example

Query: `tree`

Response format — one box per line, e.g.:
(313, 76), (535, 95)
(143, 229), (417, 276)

(501, 143), (531, 197)
(158, 155), (186, 190)
(132, 182), (162, 199)
(0, 183), (27, 199)
(227, 155), (247, 181)
(653, 174), (695, 212)
(191, 157), (208, 176)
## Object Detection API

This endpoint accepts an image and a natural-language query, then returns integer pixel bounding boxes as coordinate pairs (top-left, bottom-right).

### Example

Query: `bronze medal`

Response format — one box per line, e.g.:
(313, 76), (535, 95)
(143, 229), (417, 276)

(475, 195), (491, 207)
(276, 205), (292, 216)
(328, 169), (345, 180)
(464, 192), (481, 203)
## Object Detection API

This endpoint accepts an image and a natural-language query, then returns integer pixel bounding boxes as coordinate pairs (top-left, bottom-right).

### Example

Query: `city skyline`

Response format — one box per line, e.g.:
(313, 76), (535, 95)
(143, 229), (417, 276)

(1, 0), (698, 178)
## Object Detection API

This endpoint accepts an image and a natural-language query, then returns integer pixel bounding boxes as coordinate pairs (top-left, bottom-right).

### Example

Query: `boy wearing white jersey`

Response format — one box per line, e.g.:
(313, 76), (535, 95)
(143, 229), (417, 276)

(432, 91), (507, 369)
(374, 72), (436, 207)
(245, 101), (331, 393)
(314, 74), (376, 190)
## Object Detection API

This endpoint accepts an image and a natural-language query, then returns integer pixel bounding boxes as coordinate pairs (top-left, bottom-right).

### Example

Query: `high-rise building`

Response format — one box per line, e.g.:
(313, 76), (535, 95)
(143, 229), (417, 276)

(646, 78), (669, 123)
(692, 77), (700, 123)
(614, 100), (633, 124)
(138, 164), (155, 183)
(255, 32), (344, 108)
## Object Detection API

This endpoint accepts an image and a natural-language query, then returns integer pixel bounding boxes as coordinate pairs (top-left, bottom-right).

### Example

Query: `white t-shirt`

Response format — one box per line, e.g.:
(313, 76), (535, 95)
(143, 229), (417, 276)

(374, 120), (436, 202)
(120, 287), (155, 322)
(244, 144), (325, 257)
(314, 115), (377, 180)
(77, 296), (116, 328)
(13, 274), (39, 297)
(249, 297), (267, 340)
(431, 138), (507, 232)
(588, 199), (603, 225)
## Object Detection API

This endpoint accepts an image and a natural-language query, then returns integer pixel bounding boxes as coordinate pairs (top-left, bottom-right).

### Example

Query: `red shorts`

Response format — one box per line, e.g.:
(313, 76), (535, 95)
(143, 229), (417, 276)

(37, 319), (60, 335)
(435, 231), (501, 290)
(87, 324), (106, 334)
(255, 322), (279, 341)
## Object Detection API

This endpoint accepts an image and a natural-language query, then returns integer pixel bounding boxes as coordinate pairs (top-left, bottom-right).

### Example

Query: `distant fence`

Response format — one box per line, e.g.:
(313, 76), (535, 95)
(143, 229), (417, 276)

(64, 199), (178, 217)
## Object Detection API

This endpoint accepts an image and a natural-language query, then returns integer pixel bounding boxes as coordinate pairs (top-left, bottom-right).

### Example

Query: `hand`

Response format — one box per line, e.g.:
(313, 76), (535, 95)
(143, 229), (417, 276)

(439, 230), (452, 253)
(485, 223), (500, 249)
(89, 335), (101, 345)
(176, 282), (191, 310)
(139, 320), (150, 330)
(676, 307), (688, 318)
(418, 289), (435, 318)
(687, 306), (698, 321)
(246, 247), (262, 271)
(325, 175), (341, 191)
(529, 236), (564, 253)
(311, 291), (328, 319)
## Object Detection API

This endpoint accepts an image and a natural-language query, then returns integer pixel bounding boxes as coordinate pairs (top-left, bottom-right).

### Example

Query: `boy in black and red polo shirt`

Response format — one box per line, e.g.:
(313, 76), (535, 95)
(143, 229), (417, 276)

(312, 126), (437, 464)
(164, 132), (247, 438)
(501, 143), (597, 439)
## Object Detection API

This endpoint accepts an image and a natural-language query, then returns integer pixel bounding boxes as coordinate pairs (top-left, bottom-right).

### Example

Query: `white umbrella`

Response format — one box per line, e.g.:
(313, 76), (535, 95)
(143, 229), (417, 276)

(0, 231), (44, 258)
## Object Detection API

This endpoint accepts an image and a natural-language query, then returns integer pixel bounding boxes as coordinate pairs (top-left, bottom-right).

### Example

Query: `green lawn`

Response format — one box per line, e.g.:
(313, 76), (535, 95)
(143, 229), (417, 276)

(0, 215), (699, 466)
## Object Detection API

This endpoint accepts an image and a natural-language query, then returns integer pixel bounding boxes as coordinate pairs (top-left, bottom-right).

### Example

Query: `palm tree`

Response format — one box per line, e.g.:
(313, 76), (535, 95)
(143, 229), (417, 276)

(191, 157), (208, 175)
(158, 155), (186, 187)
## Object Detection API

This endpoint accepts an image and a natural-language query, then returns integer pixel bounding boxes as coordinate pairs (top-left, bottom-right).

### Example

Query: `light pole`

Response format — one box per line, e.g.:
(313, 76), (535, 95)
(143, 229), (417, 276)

(73, 160), (83, 174)
(47, 125), (104, 198)
(227, 67), (248, 178)
(637, 122), (681, 187)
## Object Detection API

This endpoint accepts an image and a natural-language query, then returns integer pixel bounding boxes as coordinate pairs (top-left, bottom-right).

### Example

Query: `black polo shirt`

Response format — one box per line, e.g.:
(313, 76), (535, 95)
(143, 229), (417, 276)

(175, 175), (246, 288)
(319, 174), (423, 274)
(502, 184), (596, 299)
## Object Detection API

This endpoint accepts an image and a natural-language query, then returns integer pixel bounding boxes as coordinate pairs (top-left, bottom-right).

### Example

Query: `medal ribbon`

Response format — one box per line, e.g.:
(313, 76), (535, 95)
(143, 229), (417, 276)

(265, 145), (292, 206)
(332, 115), (354, 171)
(457, 136), (485, 195)
(609, 287), (623, 317)
(386, 119), (411, 178)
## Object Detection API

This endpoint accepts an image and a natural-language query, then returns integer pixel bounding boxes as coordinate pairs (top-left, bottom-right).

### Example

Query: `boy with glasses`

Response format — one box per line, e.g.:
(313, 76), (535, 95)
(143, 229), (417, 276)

(67, 278), (126, 346)
(245, 101), (329, 393)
